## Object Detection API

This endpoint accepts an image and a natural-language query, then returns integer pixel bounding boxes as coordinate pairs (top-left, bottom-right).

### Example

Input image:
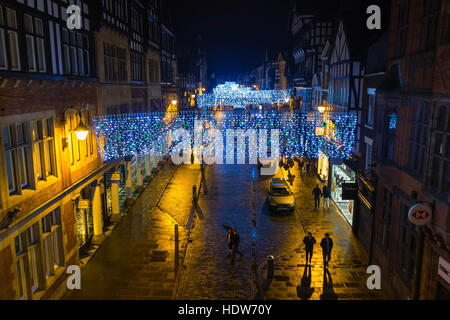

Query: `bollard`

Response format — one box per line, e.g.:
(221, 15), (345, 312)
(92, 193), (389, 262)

(267, 256), (274, 279)
(201, 164), (208, 195)
(193, 185), (197, 204)
(175, 224), (179, 274)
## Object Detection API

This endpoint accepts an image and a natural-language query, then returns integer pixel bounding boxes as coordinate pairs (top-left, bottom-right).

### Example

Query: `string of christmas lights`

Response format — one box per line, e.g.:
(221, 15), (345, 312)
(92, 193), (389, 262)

(197, 82), (292, 109)
(93, 110), (357, 162)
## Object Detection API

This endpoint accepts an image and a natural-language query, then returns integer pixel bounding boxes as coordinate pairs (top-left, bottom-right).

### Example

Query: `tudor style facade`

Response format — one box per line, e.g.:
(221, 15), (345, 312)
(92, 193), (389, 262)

(0, 0), (175, 300)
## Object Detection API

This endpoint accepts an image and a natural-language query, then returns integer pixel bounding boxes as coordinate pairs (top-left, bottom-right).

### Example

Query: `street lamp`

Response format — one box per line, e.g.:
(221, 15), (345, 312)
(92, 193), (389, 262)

(64, 106), (89, 141)
(171, 100), (178, 106)
(318, 105), (326, 113)
(62, 106), (90, 151)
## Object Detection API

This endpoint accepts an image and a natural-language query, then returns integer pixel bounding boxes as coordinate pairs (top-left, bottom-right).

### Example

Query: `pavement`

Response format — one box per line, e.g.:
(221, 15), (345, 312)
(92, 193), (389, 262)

(179, 161), (386, 300)
(63, 162), (201, 300)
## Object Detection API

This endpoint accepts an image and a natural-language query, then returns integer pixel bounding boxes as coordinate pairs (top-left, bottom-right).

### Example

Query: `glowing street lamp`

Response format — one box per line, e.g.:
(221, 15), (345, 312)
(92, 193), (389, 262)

(74, 122), (89, 141)
(318, 105), (326, 113)
(62, 106), (90, 151)
(171, 100), (178, 106)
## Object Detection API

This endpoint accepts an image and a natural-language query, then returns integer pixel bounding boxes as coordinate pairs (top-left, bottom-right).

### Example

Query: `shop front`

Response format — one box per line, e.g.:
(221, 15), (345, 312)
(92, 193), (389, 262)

(330, 162), (356, 226)
(74, 185), (94, 252)
(318, 151), (329, 182)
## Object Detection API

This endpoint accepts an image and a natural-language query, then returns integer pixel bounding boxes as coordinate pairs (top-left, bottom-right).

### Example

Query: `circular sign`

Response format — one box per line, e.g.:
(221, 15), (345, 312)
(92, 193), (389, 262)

(408, 204), (432, 226)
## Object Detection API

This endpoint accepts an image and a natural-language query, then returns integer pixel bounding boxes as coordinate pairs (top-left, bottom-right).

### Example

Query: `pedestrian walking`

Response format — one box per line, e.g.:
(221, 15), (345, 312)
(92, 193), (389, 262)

(320, 233), (333, 267)
(299, 160), (304, 173)
(322, 185), (330, 209)
(230, 227), (243, 263)
(303, 232), (316, 264)
(312, 185), (322, 210)
(223, 225), (233, 256)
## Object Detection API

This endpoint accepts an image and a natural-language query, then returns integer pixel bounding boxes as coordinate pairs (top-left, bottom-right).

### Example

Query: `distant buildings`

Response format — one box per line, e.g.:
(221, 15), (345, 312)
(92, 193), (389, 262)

(237, 50), (288, 92)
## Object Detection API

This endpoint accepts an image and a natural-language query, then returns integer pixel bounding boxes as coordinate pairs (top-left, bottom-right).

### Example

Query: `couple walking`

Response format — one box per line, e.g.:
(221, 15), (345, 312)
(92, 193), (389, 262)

(223, 225), (243, 263)
(312, 185), (331, 211)
(303, 232), (334, 267)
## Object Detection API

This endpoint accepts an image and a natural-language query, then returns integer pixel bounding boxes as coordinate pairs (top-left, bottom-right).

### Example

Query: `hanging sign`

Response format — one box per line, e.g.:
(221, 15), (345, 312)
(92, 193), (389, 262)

(77, 200), (90, 210)
(111, 173), (121, 181)
(438, 257), (450, 285)
(408, 204), (432, 226)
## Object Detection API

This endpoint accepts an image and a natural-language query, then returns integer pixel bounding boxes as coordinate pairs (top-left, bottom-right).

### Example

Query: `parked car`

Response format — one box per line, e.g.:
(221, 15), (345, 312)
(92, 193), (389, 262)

(267, 178), (295, 213)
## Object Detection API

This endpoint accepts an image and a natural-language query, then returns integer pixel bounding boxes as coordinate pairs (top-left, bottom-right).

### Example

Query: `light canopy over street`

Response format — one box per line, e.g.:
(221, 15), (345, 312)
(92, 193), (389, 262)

(0, 0), (448, 310)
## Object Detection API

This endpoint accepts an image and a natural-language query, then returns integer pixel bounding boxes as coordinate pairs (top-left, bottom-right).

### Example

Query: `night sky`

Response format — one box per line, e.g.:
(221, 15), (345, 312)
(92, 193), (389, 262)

(173, 0), (291, 81)
(172, 0), (391, 81)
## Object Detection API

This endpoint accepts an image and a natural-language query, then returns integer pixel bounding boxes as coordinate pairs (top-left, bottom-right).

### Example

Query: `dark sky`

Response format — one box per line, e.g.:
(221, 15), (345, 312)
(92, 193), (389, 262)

(172, 0), (391, 81)
(172, 0), (291, 81)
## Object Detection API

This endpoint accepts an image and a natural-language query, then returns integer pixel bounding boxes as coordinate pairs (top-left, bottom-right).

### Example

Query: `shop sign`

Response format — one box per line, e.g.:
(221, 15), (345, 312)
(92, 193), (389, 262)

(77, 200), (90, 210)
(342, 183), (358, 200)
(438, 257), (450, 285)
(111, 173), (121, 181)
(408, 204), (432, 226)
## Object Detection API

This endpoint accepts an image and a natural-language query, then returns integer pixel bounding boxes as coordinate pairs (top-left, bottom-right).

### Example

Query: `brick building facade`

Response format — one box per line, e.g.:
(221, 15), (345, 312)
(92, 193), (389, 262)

(0, 0), (176, 300)
(371, 0), (449, 299)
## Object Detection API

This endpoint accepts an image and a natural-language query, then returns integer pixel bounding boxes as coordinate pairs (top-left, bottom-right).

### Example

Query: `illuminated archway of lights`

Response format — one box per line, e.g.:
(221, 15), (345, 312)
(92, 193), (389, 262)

(93, 110), (357, 162)
(197, 82), (292, 109)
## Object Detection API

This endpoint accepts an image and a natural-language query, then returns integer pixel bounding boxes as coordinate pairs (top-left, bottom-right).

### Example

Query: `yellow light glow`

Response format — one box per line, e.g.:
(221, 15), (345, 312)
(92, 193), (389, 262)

(318, 106), (326, 113)
(172, 100), (178, 105)
(74, 123), (89, 141)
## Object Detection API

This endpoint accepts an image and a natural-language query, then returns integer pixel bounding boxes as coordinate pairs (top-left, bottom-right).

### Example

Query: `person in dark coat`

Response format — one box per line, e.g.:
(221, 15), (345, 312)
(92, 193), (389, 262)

(230, 227), (243, 262)
(322, 186), (331, 209)
(312, 185), (322, 210)
(223, 225), (233, 255)
(320, 233), (334, 267)
(303, 232), (316, 264)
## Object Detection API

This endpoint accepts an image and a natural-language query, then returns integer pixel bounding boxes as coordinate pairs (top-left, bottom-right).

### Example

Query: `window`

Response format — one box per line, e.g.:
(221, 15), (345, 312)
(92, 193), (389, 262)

(396, 2), (409, 57)
(421, 0), (441, 51)
(103, 42), (127, 82)
(62, 28), (90, 76)
(130, 5), (145, 82)
(15, 223), (43, 299)
(42, 209), (63, 276)
(24, 15), (46, 72)
(0, 6), (21, 70)
(408, 103), (430, 177)
(367, 90), (375, 127)
(428, 106), (449, 198)
(365, 142), (373, 171)
(398, 203), (417, 288)
(3, 124), (30, 195)
(32, 119), (56, 181)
